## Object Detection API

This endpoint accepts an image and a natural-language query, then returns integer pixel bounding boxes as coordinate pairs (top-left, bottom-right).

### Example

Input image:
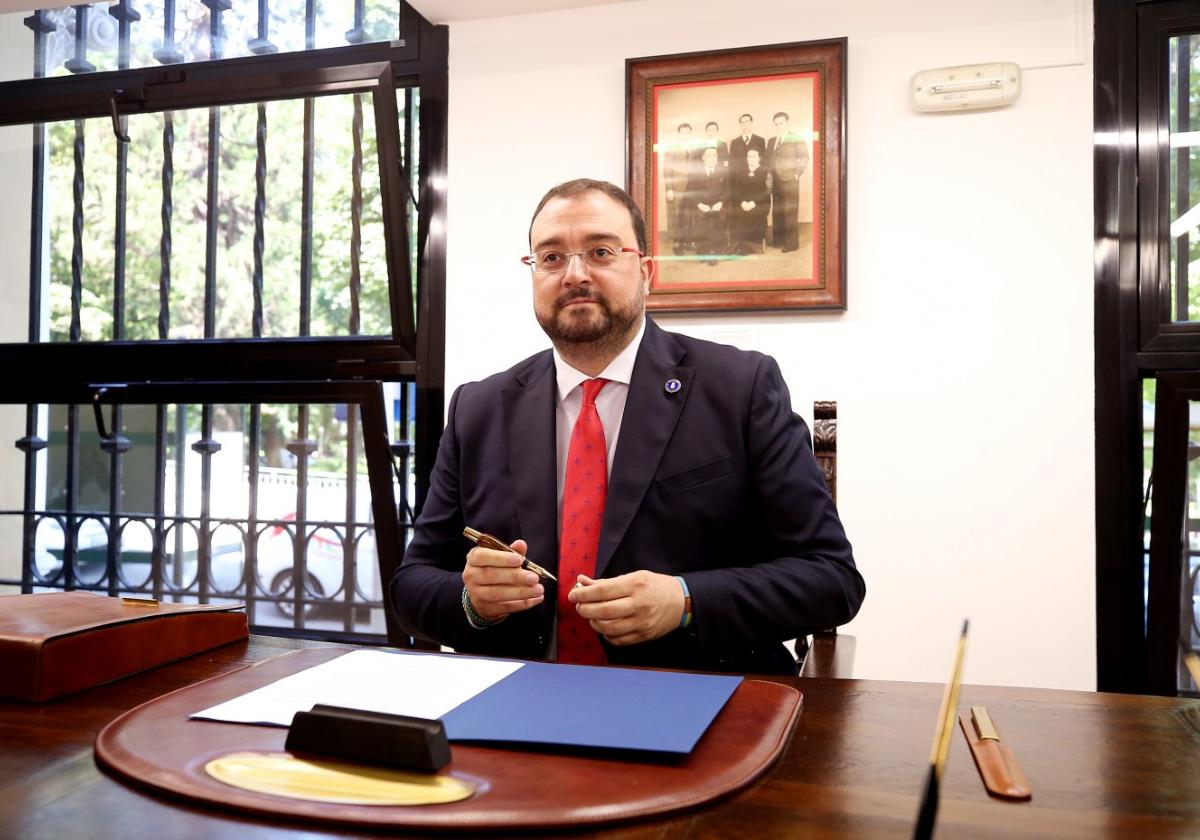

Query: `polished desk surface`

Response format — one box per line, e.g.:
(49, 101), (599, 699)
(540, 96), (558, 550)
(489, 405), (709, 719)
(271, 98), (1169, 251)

(2, 635), (1199, 839)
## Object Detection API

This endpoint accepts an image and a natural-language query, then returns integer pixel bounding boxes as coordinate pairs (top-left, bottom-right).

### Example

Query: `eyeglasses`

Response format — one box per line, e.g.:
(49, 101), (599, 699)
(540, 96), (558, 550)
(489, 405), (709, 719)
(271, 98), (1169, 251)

(521, 245), (644, 274)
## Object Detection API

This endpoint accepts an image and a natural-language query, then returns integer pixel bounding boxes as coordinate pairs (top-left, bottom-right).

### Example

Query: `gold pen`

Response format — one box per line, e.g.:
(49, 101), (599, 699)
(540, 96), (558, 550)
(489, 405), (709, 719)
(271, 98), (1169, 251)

(914, 620), (969, 840)
(121, 596), (159, 607)
(463, 527), (558, 582)
(1182, 649), (1200, 689)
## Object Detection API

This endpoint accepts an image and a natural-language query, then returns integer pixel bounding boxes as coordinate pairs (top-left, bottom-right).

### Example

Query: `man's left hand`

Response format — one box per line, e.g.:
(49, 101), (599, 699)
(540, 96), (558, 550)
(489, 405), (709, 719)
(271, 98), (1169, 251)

(567, 571), (684, 646)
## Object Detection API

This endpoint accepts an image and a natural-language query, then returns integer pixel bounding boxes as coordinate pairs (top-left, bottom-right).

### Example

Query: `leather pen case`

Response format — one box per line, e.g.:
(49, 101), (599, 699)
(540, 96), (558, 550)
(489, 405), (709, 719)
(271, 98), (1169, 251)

(958, 707), (1032, 801)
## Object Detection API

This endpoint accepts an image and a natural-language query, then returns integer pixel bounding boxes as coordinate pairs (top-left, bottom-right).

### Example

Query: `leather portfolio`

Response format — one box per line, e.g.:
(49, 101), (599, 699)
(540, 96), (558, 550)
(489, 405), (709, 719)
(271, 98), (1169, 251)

(96, 647), (803, 830)
(0, 591), (248, 702)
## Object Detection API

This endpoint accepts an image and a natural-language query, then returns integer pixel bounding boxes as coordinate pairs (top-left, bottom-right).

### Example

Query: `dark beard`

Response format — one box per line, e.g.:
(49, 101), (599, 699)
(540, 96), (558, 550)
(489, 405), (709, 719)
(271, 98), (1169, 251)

(536, 288), (643, 355)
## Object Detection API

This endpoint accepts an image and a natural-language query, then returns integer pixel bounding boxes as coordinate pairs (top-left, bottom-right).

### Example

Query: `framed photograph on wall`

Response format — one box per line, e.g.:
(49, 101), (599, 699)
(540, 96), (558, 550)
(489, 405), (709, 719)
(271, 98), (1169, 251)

(626, 39), (846, 312)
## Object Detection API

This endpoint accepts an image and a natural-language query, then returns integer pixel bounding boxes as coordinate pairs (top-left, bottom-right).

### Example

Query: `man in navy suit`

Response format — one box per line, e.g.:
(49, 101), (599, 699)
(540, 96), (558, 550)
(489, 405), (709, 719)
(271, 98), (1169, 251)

(391, 179), (862, 675)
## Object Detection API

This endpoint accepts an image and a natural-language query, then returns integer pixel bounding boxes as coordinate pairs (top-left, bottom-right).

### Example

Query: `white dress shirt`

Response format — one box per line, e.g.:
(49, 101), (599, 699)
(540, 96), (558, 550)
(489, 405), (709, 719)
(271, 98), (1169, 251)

(552, 318), (646, 522)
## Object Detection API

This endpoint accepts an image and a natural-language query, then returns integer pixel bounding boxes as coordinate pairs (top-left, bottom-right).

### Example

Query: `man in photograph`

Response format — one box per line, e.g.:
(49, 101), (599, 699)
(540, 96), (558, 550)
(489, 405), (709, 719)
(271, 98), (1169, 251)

(731, 148), (770, 255)
(391, 178), (862, 675)
(767, 111), (809, 253)
(688, 146), (728, 262)
(701, 120), (728, 167)
(728, 113), (766, 177)
(664, 122), (696, 255)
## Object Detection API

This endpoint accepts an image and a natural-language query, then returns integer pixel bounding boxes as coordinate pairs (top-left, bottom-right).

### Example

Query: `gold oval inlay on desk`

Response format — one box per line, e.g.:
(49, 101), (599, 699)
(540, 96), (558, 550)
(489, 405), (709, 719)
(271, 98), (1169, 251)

(204, 752), (474, 806)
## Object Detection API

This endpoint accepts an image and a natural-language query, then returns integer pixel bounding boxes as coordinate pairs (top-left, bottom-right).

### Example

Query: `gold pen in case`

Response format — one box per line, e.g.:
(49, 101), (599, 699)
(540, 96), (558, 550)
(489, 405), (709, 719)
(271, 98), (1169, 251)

(463, 527), (558, 582)
(959, 705), (1032, 801)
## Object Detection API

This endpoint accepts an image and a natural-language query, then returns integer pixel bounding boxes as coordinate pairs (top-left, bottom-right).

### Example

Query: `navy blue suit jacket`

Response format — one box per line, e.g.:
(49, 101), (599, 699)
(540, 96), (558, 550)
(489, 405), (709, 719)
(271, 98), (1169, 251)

(391, 318), (864, 674)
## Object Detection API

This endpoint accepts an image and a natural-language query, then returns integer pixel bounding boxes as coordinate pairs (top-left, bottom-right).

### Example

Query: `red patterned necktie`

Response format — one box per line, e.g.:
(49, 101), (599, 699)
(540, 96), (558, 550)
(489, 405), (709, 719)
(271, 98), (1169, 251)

(557, 378), (609, 665)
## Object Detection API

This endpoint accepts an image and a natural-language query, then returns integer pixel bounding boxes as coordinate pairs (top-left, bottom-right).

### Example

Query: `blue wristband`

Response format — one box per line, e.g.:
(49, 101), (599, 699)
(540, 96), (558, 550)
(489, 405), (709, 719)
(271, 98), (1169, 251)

(675, 575), (693, 630)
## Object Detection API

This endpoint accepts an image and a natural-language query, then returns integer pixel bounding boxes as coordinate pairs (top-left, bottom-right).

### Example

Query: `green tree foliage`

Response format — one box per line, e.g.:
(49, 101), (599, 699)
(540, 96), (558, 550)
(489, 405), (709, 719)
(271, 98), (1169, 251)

(43, 88), (414, 473)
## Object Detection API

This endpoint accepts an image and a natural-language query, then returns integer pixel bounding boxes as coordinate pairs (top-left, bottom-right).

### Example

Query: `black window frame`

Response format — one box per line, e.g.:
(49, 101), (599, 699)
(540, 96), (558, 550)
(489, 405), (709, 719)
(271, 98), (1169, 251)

(1096, 0), (1200, 693)
(0, 1), (449, 648)
(1136, 2), (1200, 352)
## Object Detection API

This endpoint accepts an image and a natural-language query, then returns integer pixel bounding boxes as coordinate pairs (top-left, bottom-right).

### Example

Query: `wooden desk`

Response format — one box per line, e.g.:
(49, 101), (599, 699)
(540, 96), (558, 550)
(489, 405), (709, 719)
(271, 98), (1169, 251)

(2, 635), (1198, 838)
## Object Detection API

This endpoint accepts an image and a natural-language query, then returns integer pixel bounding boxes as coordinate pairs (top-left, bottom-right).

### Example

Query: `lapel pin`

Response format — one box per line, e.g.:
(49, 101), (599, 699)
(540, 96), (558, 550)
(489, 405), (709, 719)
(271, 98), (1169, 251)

(664, 378), (682, 394)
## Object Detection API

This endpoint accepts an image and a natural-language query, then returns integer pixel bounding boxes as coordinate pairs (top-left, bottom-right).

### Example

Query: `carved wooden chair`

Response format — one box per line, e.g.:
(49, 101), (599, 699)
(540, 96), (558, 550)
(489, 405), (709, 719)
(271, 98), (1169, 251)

(797, 401), (856, 678)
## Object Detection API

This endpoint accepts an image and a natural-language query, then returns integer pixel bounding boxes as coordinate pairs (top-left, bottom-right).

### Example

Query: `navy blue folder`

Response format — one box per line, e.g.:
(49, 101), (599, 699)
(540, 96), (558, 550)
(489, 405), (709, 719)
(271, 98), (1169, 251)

(440, 662), (741, 756)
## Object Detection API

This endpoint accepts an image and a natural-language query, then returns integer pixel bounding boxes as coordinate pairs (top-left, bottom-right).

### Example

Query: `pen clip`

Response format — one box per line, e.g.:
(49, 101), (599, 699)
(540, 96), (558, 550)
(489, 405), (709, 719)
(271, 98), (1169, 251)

(462, 527), (510, 553)
(121, 596), (158, 607)
(971, 705), (1000, 741)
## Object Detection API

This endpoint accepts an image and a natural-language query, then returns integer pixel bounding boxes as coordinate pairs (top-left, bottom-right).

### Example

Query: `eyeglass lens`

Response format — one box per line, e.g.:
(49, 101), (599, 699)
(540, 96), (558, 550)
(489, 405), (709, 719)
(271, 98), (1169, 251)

(534, 247), (621, 272)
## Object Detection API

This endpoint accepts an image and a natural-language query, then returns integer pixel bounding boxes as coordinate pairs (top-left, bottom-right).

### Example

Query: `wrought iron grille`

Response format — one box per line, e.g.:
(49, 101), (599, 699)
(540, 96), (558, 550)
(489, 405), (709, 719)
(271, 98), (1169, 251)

(11, 382), (409, 639)
(0, 0), (448, 647)
(2, 0), (408, 83)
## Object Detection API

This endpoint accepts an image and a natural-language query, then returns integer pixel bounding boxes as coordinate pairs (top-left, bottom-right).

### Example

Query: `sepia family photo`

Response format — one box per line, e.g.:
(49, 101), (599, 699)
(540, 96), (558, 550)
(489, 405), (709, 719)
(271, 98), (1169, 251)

(627, 40), (846, 311)
(653, 74), (817, 286)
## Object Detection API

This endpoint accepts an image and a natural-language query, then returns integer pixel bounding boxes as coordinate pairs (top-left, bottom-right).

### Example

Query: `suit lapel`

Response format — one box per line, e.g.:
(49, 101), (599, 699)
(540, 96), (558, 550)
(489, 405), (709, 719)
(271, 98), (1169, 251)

(502, 354), (560, 573)
(596, 320), (692, 578)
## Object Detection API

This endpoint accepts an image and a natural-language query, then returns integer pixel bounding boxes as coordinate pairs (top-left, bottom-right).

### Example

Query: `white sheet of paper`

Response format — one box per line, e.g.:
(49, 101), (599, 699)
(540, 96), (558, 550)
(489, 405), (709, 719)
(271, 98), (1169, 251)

(190, 649), (524, 726)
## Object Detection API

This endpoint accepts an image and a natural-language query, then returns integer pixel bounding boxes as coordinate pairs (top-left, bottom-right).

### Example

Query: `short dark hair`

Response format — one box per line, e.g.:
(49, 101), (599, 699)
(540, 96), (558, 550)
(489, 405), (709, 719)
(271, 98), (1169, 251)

(705, 120), (719, 130)
(738, 113), (753, 122)
(529, 179), (647, 253)
(677, 122), (692, 132)
(773, 111), (789, 122)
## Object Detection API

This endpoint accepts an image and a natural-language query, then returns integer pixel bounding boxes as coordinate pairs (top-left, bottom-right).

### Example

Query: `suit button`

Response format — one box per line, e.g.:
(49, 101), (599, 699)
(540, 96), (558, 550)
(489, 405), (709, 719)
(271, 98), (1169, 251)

(537, 636), (546, 646)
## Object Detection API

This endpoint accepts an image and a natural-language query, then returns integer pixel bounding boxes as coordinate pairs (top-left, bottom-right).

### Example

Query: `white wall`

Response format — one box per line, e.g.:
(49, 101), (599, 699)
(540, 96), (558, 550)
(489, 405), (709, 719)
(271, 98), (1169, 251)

(444, 0), (1095, 689)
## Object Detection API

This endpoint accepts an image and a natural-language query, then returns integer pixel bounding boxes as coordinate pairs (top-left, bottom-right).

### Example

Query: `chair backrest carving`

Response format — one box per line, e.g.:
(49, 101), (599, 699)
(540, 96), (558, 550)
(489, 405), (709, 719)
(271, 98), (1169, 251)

(813, 400), (837, 504)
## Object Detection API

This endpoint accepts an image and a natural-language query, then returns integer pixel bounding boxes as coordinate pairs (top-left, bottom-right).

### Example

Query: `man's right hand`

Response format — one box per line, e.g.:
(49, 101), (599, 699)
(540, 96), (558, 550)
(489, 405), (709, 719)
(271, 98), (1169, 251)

(462, 538), (544, 621)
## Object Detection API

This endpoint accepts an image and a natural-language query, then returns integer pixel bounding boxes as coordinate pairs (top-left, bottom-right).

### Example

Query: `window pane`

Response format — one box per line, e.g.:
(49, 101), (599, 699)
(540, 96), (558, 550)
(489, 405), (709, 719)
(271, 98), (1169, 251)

(1144, 380), (1200, 694)
(309, 92), (388, 338)
(0, 121), (34, 347)
(0, 406), (35, 596)
(0, 397), (404, 637)
(7, 85), (405, 343)
(1184, 397), (1200, 693)
(46, 118), (117, 341)
(1168, 34), (1200, 322)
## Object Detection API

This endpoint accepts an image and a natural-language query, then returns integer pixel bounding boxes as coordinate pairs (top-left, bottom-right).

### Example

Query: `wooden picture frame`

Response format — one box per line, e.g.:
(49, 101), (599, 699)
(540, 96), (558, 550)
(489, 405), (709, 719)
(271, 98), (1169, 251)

(626, 39), (846, 312)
